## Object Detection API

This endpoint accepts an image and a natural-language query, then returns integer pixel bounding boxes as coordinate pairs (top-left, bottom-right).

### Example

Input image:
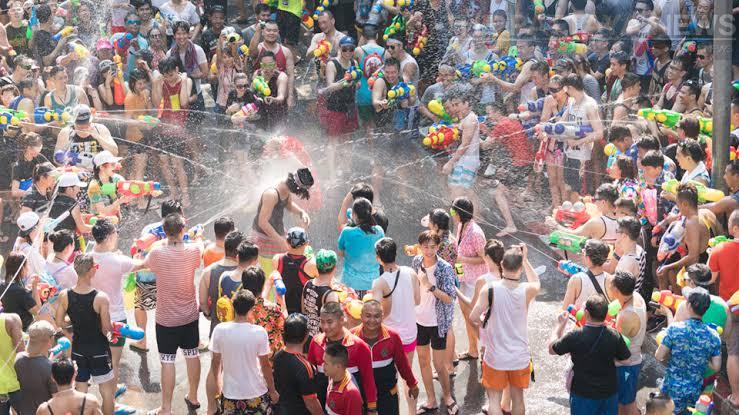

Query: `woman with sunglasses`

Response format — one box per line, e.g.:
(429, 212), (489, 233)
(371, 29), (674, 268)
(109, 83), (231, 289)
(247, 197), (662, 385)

(537, 75), (569, 211)
(147, 28), (167, 71)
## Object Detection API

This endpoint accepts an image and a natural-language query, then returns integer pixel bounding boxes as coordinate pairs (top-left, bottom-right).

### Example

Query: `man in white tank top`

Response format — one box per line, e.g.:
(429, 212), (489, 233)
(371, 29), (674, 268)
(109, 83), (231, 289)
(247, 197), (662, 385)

(603, 217), (647, 294)
(607, 271), (647, 415)
(546, 183), (620, 245)
(441, 84), (481, 205)
(562, 239), (612, 308)
(371, 237), (420, 415)
(469, 244), (540, 415)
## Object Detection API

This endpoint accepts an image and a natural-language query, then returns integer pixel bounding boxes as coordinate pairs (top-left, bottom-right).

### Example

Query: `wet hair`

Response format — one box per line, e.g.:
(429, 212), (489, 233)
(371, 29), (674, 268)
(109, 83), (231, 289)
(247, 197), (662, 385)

(19, 132), (42, 149)
(531, 60), (550, 76)
(687, 287), (711, 316)
(49, 229), (75, 253)
(585, 294), (608, 321)
(621, 72), (641, 89)
(492, 9), (507, 21)
(1, 84), (18, 96)
(641, 150), (665, 168)
(584, 239), (610, 266)
(636, 0), (654, 11)
(128, 68), (149, 94)
(126, 11), (139, 22)
(4, 252), (26, 284)
(223, 231), (245, 258)
(451, 197), (473, 223)
(237, 241), (259, 264)
(374, 237), (397, 264)
(615, 156), (636, 180)
(729, 208), (739, 230)
(254, 3), (271, 15)
(158, 56), (180, 75)
(36, 4), (51, 23)
(728, 160), (739, 177)
(614, 198), (638, 215)
(286, 168), (314, 200)
(49, 65), (66, 78)
(417, 230), (441, 246)
(172, 20), (191, 35)
(232, 289), (256, 316)
(551, 19), (568, 34)
(501, 246), (523, 272)
(384, 57), (400, 71)
(162, 213), (186, 237)
(32, 162), (54, 182)
(260, 50), (276, 61)
(677, 116), (700, 138)
(17, 78), (35, 94)
(350, 182), (375, 203)
(645, 392), (673, 414)
(610, 51), (631, 67)
(484, 239), (505, 275)
(51, 358), (76, 386)
(283, 313), (309, 344)
(636, 135), (660, 151)
(609, 125), (632, 143)
(686, 263), (712, 286)
(241, 265), (265, 296)
(676, 182), (699, 208)
(677, 138), (704, 163)
(562, 73), (584, 91)
(681, 80), (701, 102)
(516, 33), (535, 47)
(571, 0), (587, 10)
(595, 183), (620, 206)
(617, 216), (641, 241)
(91, 218), (116, 243)
(428, 208), (450, 231)
(672, 54), (691, 73)
(213, 216), (235, 240)
(320, 301), (344, 319)
(324, 342), (349, 366)
(352, 197), (377, 234)
(363, 24), (378, 40)
(612, 271), (636, 295)
(444, 83), (474, 104)
(160, 199), (183, 218)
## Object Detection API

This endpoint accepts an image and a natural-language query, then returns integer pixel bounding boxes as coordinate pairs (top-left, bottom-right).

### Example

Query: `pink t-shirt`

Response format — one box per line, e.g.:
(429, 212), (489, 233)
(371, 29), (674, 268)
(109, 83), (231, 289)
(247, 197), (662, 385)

(145, 242), (202, 327)
(456, 220), (487, 283)
(91, 250), (136, 322)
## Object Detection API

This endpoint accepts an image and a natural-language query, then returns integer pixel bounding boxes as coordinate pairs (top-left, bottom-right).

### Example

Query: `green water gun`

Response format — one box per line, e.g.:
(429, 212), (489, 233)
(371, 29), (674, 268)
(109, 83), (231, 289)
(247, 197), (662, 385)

(637, 108), (681, 129)
(549, 230), (588, 253)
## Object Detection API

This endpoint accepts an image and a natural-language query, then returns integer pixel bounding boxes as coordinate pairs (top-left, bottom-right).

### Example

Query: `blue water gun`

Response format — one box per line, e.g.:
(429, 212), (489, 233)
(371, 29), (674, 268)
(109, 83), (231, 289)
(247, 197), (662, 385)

(54, 149), (81, 166)
(557, 260), (587, 277)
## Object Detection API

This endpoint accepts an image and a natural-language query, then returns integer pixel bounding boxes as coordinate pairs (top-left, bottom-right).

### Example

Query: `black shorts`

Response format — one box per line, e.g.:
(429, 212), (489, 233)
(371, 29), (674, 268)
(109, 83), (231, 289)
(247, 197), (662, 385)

(564, 157), (583, 194)
(277, 9), (300, 45)
(377, 386), (400, 415)
(72, 349), (113, 384)
(416, 324), (446, 350)
(155, 319), (200, 363)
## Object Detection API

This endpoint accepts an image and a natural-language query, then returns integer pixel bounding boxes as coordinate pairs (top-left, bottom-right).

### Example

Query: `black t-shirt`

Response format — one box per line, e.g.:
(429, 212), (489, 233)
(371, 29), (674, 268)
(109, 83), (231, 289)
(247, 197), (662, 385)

(552, 325), (631, 399)
(48, 194), (78, 234)
(30, 29), (55, 66)
(273, 349), (317, 415)
(198, 27), (220, 62)
(11, 154), (49, 188)
(21, 186), (52, 214)
(0, 282), (36, 331)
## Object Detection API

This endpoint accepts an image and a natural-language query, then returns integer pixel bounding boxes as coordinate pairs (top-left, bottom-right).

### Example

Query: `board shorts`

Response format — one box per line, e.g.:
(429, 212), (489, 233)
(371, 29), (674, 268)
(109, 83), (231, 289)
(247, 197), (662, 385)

(481, 362), (531, 391)
(448, 163), (478, 189)
(155, 319), (200, 363)
(134, 280), (157, 311)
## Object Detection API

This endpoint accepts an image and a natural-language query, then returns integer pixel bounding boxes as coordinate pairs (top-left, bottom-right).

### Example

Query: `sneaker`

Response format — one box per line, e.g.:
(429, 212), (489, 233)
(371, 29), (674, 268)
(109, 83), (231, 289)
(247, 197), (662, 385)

(646, 315), (667, 334)
(114, 383), (127, 399)
(113, 404), (136, 415)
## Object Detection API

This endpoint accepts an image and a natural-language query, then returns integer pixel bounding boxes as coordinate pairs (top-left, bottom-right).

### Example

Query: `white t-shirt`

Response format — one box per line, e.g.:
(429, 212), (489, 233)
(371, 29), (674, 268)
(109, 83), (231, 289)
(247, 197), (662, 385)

(158, 1), (200, 36)
(14, 240), (46, 277)
(210, 322), (270, 400)
(167, 45), (208, 92)
(45, 260), (77, 290)
(91, 250), (136, 322)
(415, 263), (437, 327)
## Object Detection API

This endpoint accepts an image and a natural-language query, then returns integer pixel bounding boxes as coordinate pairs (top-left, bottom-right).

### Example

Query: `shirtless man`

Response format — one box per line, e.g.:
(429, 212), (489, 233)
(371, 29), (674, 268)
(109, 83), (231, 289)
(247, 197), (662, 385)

(656, 183), (710, 293)
(37, 359), (103, 415)
(485, 34), (538, 107)
(306, 11), (345, 60)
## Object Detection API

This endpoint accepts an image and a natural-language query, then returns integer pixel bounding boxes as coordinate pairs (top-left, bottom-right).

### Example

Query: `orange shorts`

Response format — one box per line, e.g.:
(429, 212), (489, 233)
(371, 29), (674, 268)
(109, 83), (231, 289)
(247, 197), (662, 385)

(481, 362), (530, 391)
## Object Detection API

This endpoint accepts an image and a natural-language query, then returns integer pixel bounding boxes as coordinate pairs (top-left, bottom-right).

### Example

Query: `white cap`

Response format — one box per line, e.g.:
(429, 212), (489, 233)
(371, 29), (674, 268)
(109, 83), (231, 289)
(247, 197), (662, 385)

(93, 151), (122, 167)
(57, 172), (87, 188)
(420, 214), (430, 228)
(17, 211), (39, 235)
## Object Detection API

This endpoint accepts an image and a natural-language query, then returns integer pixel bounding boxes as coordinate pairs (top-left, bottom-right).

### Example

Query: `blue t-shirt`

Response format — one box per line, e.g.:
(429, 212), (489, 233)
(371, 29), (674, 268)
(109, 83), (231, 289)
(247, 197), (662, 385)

(337, 225), (385, 290)
(661, 318), (721, 412)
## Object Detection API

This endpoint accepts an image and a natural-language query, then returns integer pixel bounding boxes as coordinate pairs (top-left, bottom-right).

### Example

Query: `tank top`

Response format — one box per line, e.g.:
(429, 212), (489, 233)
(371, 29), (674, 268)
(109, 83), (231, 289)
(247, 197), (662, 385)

(303, 280), (334, 336)
(208, 264), (238, 335)
(600, 215), (619, 244)
(633, 24), (652, 76)
(573, 14), (588, 32)
(6, 24), (28, 56)
(0, 315), (20, 393)
(398, 53), (420, 85)
(277, 254), (311, 314)
(455, 112), (481, 171)
(327, 58), (358, 113)
(477, 272), (500, 349)
(356, 44), (385, 107)
(67, 290), (109, 353)
(259, 71), (288, 130)
(47, 395), (87, 415)
(563, 98), (593, 161)
(256, 45), (288, 72)
(9, 95), (22, 111)
(379, 266), (418, 345)
(615, 294), (647, 366)
(252, 188), (288, 236)
(68, 128), (103, 171)
(160, 79), (188, 126)
(482, 282), (530, 370)
(50, 85), (78, 113)
(519, 59), (537, 106)
(574, 271), (608, 306)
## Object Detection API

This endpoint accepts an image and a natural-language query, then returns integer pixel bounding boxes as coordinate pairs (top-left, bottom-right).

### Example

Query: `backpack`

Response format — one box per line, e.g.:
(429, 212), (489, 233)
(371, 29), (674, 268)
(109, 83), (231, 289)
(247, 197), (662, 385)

(360, 46), (384, 79)
(215, 276), (242, 323)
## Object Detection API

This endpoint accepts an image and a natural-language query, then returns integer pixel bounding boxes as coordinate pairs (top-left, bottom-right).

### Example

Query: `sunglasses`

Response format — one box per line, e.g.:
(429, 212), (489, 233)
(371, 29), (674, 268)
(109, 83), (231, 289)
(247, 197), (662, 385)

(341, 47), (355, 52)
(19, 63), (31, 70)
(550, 86), (562, 93)
(261, 62), (276, 68)
(387, 44), (397, 50)
(697, 54), (706, 59)
(235, 84), (247, 88)
(126, 20), (141, 25)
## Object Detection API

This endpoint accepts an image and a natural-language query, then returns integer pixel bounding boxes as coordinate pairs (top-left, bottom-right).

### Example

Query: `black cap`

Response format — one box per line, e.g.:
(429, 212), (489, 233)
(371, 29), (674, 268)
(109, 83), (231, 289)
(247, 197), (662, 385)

(295, 168), (314, 189)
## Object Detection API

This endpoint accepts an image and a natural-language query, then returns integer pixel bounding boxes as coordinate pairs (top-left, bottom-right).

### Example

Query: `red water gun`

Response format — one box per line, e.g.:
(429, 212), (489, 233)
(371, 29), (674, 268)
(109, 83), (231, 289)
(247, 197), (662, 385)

(566, 304), (586, 326)
(112, 54), (125, 106)
(534, 138), (547, 173)
(313, 39), (331, 62)
(651, 290), (685, 311)
(38, 282), (59, 303)
(554, 201), (590, 229)
(410, 25), (428, 56)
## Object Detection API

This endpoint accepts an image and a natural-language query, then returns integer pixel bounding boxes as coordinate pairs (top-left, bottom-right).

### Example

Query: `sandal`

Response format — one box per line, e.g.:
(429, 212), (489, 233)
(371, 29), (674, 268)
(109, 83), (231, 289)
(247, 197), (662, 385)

(184, 397), (200, 411)
(457, 352), (478, 361)
(129, 343), (149, 353)
(416, 404), (438, 415)
(446, 399), (459, 415)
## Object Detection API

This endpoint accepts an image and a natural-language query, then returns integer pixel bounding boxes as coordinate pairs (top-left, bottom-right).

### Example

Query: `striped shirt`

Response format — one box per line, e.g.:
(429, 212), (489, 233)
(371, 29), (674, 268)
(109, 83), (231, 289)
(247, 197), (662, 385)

(146, 242), (202, 327)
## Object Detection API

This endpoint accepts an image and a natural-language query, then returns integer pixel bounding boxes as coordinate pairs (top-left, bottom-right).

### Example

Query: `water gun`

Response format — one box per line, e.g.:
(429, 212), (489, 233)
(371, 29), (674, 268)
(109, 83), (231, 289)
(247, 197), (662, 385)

(123, 272), (136, 292)
(708, 235), (731, 248)
(102, 180), (161, 198)
(422, 122), (459, 150)
(491, 55), (523, 80)
(132, 223), (202, 254)
(112, 54), (125, 106)
(558, 41), (587, 55)
(252, 76), (271, 97)
(81, 213), (120, 226)
(642, 187), (658, 226)
(44, 211), (71, 233)
(225, 32), (241, 43)
(604, 142), (621, 171)
(0, 111), (19, 130)
(52, 26), (75, 42)
(731, 146), (739, 161)
(549, 230), (588, 253)
(562, 32), (590, 43)
(518, 98), (545, 114)
(49, 337), (71, 357)
(313, 39), (332, 61)
(383, 15), (405, 41)
(26, 6), (38, 40)
(383, 0), (414, 10)
(637, 108), (681, 129)
(34, 107), (68, 124)
(651, 290), (685, 311)
(605, 300), (621, 325)
(114, 32), (134, 54)
(312, 4), (327, 20)
(270, 271), (286, 296)
(534, 136), (547, 173)
(367, 69), (384, 88)
(342, 66), (363, 86)
(696, 116), (712, 136)
(557, 260), (587, 277)
(656, 217), (686, 261)
(729, 291), (739, 316)
(54, 149), (81, 166)
(238, 44), (249, 57)
(137, 115), (160, 128)
(411, 25), (428, 56)
(688, 395), (713, 415)
(554, 201), (590, 229)
(70, 41), (90, 59)
(661, 178), (725, 203)
(301, 10), (314, 29)
(734, 80), (739, 91)
(240, 103), (258, 118)
(0, 107), (28, 121)
(387, 82), (415, 101)
(682, 40), (697, 54)
(427, 98), (456, 123)
(404, 244), (420, 256)
(533, 0), (545, 19)
(110, 321), (145, 342)
(566, 304), (586, 326)
(537, 122), (594, 139)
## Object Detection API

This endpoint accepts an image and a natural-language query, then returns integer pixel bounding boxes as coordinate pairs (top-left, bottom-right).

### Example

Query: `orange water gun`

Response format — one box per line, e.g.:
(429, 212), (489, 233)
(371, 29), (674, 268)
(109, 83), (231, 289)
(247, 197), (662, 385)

(112, 54), (125, 106)
(313, 39), (331, 62)
(651, 290), (685, 311)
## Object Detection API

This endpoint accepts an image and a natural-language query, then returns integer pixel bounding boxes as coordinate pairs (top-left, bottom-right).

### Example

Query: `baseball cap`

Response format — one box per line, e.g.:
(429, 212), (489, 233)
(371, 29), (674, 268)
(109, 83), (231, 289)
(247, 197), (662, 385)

(286, 227), (308, 248)
(96, 39), (113, 51)
(339, 36), (356, 47)
(17, 211), (39, 236)
(93, 150), (123, 167)
(57, 172), (88, 188)
(294, 168), (314, 190)
(98, 59), (115, 73)
(74, 104), (92, 124)
(315, 249), (337, 273)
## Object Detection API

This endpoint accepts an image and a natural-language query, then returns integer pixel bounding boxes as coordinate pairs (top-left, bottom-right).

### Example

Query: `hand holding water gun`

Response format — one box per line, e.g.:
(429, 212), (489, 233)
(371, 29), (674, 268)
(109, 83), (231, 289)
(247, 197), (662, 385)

(566, 304), (586, 326)
(237, 44), (249, 57)
(0, 111), (20, 129)
(49, 337), (71, 357)
(697, 116), (712, 136)
(44, 211), (71, 233)
(558, 260), (587, 277)
(383, 15), (405, 41)
(638, 108), (681, 129)
(554, 201), (590, 229)
(537, 122), (594, 140)
(313, 39), (332, 61)
(518, 98), (545, 114)
(558, 41), (587, 55)
(604, 300), (621, 325)
(252, 76), (271, 97)
(54, 149), (81, 166)
(422, 122), (459, 150)
(114, 32), (134, 53)
(35, 107), (68, 124)
(411, 25), (428, 56)
(549, 230), (588, 253)
(70, 41), (90, 59)
(110, 322), (145, 342)
(137, 115), (160, 128)
(301, 10), (314, 29)
(533, 0), (545, 20)
(52, 26), (75, 42)
(651, 290), (685, 311)
(367, 69), (384, 88)
(656, 217), (686, 261)
(708, 235), (731, 248)
(81, 213), (120, 226)
(342, 66), (363, 86)
(491, 55), (523, 80)
(387, 82), (415, 101)
(270, 271), (286, 296)
(534, 137), (547, 173)
(37, 282), (59, 303)
(661, 178), (724, 203)
(112, 54), (125, 106)
(427, 98), (456, 123)
(101, 180), (162, 198)
(470, 60), (491, 78)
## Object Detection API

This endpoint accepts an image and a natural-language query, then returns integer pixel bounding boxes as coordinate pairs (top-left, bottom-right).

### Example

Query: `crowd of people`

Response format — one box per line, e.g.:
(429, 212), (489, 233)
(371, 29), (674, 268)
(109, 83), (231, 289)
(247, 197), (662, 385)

(0, 0), (735, 414)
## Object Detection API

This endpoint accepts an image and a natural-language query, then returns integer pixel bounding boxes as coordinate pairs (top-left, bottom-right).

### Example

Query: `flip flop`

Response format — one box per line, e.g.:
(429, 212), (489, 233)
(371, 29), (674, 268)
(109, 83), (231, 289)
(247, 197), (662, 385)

(446, 400), (459, 415)
(416, 405), (438, 415)
(457, 352), (478, 361)
(129, 344), (149, 353)
(184, 397), (200, 411)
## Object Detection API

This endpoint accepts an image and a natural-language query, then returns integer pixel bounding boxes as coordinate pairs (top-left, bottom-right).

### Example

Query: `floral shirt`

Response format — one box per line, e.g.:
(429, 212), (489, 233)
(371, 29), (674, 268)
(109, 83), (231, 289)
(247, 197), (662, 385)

(456, 220), (486, 284)
(661, 319), (721, 413)
(410, 255), (457, 337)
(640, 169), (676, 225)
(250, 296), (285, 355)
(87, 173), (124, 216)
(437, 230), (458, 266)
